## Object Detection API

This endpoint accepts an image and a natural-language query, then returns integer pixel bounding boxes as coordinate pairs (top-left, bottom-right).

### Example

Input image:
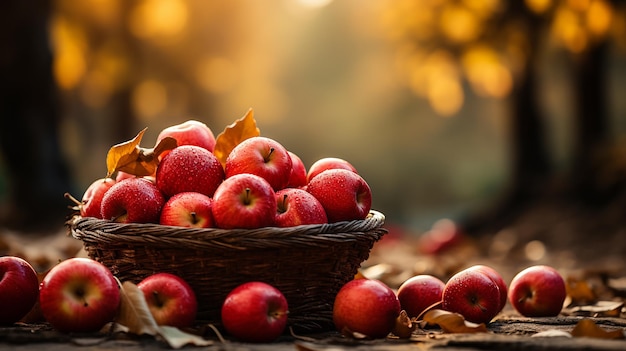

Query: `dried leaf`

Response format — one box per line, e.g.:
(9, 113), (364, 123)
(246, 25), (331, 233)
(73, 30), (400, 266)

(566, 277), (597, 305)
(392, 310), (416, 338)
(422, 309), (488, 334)
(571, 318), (625, 339)
(115, 281), (159, 336)
(105, 129), (177, 178)
(157, 326), (212, 349)
(213, 108), (260, 167)
(565, 300), (624, 317)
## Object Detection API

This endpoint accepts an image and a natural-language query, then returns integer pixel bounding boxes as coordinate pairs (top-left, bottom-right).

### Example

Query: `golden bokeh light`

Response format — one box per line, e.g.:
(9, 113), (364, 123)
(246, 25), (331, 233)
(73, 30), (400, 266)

(132, 79), (168, 122)
(525, 0), (552, 14)
(462, 46), (513, 98)
(195, 57), (238, 94)
(440, 4), (481, 43)
(586, 0), (612, 38)
(128, 0), (188, 39)
(51, 16), (87, 90)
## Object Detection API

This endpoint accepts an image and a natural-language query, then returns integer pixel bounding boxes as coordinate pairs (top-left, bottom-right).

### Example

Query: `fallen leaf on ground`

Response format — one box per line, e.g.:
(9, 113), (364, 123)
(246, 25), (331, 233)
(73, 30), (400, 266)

(570, 318), (625, 339)
(392, 310), (416, 338)
(564, 300), (624, 317)
(421, 309), (488, 334)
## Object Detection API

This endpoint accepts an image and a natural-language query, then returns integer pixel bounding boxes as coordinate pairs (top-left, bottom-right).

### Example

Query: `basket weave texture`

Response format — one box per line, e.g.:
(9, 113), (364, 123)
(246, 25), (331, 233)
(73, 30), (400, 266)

(69, 210), (387, 332)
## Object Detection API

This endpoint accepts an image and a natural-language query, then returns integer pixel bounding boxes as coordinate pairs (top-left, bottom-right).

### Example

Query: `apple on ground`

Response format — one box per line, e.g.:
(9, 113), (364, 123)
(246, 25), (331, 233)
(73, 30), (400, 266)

(467, 265), (508, 312)
(155, 120), (216, 158)
(397, 275), (445, 319)
(101, 177), (165, 223)
(160, 192), (214, 228)
(306, 157), (358, 183)
(39, 258), (121, 333)
(212, 173), (277, 229)
(137, 273), (198, 328)
(442, 268), (501, 324)
(156, 145), (225, 198)
(306, 169), (372, 223)
(275, 188), (327, 227)
(286, 151), (307, 188)
(224, 136), (293, 191)
(508, 265), (566, 317)
(417, 218), (463, 255)
(79, 178), (116, 219)
(333, 279), (400, 339)
(0, 256), (40, 325)
(221, 281), (288, 343)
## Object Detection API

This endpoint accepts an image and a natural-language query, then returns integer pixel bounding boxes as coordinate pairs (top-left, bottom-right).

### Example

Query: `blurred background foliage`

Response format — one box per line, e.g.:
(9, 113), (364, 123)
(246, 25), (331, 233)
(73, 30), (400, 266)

(2, 0), (626, 233)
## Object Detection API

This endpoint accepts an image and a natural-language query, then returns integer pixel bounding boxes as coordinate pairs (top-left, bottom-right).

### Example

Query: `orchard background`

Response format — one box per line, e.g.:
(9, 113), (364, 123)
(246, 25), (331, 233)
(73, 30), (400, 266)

(1, 0), (626, 349)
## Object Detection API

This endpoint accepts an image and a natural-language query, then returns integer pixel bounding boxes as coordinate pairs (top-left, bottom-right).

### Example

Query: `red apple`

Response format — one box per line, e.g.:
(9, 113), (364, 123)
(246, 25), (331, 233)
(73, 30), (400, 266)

(333, 279), (400, 339)
(137, 273), (198, 328)
(442, 268), (501, 324)
(397, 275), (445, 319)
(306, 169), (372, 223)
(306, 157), (357, 183)
(275, 188), (327, 227)
(156, 120), (216, 157)
(100, 177), (165, 223)
(160, 192), (214, 228)
(224, 136), (292, 191)
(156, 145), (224, 198)
(39, 258), (120, 333)
(286, 151), (307, 188)
(0, 256), (40, 325)
(80, 178), (116, 219)
(212, 173), (277, 229)
(115, 171), (135, 182)
(467, 265), (507, 312)
(221, 281), (288, 343)
(508, 265), (566, 317)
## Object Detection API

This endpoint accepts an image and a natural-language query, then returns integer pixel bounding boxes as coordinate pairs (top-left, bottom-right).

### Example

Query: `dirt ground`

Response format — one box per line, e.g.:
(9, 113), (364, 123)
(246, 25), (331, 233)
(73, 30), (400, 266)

(1, 197), (626, 350)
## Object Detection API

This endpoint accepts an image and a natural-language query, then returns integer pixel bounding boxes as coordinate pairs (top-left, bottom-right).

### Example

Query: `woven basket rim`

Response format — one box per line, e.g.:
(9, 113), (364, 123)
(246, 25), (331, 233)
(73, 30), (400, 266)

(69, 210), (386, 250)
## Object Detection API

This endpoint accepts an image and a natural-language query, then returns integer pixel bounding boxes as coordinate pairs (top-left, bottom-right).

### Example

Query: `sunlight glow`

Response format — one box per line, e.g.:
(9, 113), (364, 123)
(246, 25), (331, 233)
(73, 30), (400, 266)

(129, 0), (188, 39)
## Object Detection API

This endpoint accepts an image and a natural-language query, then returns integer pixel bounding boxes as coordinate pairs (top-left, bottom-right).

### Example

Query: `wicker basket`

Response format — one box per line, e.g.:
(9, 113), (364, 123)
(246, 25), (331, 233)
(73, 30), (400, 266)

(69, 210), (387, 332)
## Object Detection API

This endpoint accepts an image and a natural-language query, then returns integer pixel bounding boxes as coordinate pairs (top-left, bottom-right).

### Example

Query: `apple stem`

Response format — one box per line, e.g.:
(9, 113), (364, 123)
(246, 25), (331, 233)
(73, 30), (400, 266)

(153, 291), (164, 308)
(64, 192), (82, 207)
(190, 211), (198, 224)
(265, 147), (275, 162)
(243, 188), (252, 205)
(277, 194), (288, 214)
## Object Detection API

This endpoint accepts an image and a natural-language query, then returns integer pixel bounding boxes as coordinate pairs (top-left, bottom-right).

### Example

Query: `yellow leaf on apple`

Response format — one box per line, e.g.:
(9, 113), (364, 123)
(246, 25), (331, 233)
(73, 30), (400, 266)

(213, 108), (261, 168)
(105, 128), (177, 178)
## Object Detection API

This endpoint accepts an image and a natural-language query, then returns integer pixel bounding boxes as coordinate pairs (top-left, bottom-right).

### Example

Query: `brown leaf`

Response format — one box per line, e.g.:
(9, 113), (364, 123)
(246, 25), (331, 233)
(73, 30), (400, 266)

(571, 318), (625, 339)
(213, 108), (260, 168)
(566, 277), (597, 305)
(115, 280), (159, 336)
(422, 309), (488, 334)
(157, 326), (212, 349)
(105, 129), (177, 178)
(565, 300), (624, 317)
(392, 310), (416, 338)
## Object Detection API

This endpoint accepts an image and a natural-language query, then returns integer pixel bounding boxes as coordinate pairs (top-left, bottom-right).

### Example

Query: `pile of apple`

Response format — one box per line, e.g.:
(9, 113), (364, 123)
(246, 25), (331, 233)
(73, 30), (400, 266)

(0, 254), (289, 343)
(332, 264), (567, 338)
(75, 118), (373, 229)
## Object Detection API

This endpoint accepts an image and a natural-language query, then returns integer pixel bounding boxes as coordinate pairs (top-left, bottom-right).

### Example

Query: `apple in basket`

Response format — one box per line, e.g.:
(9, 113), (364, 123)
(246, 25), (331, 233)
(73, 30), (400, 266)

(225, 136), (293, 191)
(306, 157), (358, 183)
(221, 281), (288, 343)
(212, 173), (277, 229)
(100, 177), (165, 223)
(155, 119), (216, 156)
(137, 273), (198, 328)
(333, 279), (400, 339)
(39, 258), (121, 333)
(275, 188), (327, 227)
(160, 192), (215, 228)
(79, 177), (116, 219)
(0, 256), (40, 325)
(156, 145), (225, 198)
(306, 169), (372, 223)
(286, 151), (307, 188)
